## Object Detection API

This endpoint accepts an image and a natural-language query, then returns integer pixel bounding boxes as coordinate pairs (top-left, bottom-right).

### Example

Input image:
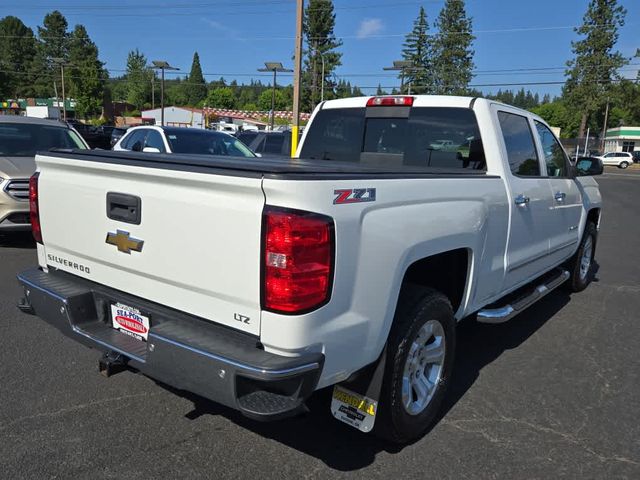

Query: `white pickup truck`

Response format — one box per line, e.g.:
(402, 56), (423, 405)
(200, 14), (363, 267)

(18, 95), (603, 443)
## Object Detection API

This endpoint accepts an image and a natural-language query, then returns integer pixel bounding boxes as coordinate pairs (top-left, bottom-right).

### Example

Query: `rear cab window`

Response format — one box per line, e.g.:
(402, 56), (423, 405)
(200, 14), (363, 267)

(299, 105), (486, 171)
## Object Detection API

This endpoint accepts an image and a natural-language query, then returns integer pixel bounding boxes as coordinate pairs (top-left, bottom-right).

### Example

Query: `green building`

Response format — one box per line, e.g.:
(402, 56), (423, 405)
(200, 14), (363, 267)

(604, 126), (640, 153)
(0, 98), (75, 115)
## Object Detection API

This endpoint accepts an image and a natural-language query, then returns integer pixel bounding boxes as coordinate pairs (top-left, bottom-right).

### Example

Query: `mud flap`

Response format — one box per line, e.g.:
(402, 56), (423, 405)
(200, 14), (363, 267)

(330, 348), (387, 433)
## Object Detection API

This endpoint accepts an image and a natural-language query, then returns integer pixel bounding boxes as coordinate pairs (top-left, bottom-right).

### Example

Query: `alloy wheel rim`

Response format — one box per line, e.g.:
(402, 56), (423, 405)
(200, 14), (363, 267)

(401, 320), (446, 416)
(580, 236), (593, 281)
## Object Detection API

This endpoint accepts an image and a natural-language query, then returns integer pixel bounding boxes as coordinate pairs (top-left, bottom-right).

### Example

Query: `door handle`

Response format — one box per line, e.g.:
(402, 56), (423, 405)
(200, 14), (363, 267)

(554, 192), (566, 202)
(515, 194), (530, 207)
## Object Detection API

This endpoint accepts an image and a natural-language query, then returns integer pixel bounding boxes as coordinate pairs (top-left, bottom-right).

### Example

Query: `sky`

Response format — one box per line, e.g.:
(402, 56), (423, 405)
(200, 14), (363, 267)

(3, 0), (639, 98)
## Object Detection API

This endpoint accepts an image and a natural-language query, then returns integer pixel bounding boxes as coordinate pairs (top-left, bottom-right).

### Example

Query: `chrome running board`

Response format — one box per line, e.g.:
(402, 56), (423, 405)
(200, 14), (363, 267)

(477, 269), (570, 324)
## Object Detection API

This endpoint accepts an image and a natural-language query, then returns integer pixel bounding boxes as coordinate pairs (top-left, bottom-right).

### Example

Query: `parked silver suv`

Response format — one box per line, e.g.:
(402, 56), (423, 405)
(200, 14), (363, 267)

(0, 116), (88, 231)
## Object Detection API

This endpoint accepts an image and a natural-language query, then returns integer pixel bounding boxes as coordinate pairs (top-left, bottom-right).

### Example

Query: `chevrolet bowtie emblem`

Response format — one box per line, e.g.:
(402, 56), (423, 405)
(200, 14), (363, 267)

(106, 230), (144, 254)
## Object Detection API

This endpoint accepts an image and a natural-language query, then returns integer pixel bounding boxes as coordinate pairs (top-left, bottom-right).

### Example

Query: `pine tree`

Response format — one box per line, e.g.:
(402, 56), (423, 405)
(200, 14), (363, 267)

(184, 52), (207, 106)
(31, 10), (70, 97)
(68, 25), (106, 118)
(125, 49), (151, 109)
(564, 0), (627, 139)
(432, 0), (475, 95)
(0, 16), (37, 98)
(303, 0), (343, 111)
(401, 6), (434, 94)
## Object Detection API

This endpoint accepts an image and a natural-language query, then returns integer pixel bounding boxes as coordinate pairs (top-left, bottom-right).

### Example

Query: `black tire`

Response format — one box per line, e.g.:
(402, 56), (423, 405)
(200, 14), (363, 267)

(374, 285), (456, 443)
(565, 222), (597, 292)
(619, 161), (629, 169)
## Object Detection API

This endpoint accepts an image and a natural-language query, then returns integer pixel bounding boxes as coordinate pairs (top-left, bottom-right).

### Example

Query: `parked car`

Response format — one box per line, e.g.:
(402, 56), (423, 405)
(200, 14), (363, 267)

(597, 151), (633, 169)
(428, 139), (456, 150)
(631, 150), (640, 163)
(66, 120), (112, 150)
(109, 127), (128, 148)
(113, 126), (256, 158)
(0, 115), (88, 232)
(19, 95), (602, 443)
(237, 131), (291, 157)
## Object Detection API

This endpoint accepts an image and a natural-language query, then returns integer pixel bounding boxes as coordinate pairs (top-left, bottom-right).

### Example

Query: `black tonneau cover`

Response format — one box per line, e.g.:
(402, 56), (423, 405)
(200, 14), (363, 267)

(42, 149), (491, 180)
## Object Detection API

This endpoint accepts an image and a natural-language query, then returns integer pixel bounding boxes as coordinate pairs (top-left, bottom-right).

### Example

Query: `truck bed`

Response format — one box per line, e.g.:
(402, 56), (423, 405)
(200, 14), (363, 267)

(45, 149), (492, 179)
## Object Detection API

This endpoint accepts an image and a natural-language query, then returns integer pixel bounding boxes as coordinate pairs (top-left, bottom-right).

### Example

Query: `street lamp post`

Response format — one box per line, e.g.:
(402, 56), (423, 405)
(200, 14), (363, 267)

(383, 60), (414, 95)
(150, 60), (179, 126)
(258, 62), (293, 131)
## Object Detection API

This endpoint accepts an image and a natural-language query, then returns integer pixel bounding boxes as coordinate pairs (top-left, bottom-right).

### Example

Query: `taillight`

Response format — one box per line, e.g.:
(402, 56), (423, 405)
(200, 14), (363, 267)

(366, 96), (414, 107)
(263, 206), (334, 314)
(29, 172), (42, 244)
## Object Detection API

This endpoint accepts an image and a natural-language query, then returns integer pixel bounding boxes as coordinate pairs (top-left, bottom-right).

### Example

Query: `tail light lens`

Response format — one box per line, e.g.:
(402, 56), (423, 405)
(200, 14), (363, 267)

(29, 172), (42, 244)
(263, 207), (334, 314)
(366, 96), (414, 107)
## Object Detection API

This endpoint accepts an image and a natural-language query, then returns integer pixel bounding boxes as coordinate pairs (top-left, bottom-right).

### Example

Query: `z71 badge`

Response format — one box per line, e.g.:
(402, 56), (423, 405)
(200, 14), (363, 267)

(333, 188), (376, 205)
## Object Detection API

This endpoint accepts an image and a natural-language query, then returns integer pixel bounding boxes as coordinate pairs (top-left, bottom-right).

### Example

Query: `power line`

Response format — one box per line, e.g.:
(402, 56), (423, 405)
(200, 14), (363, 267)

(0, 21), (635, 40)
(4, 0), (446, 13)
(2, 68), (637, 90)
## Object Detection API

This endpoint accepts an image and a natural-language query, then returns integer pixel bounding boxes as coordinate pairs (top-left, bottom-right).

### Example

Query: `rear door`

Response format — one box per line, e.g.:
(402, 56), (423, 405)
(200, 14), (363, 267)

(533, 121), (582, 264)
(36, 153), (265, 335)
(493, 107), (557, 289)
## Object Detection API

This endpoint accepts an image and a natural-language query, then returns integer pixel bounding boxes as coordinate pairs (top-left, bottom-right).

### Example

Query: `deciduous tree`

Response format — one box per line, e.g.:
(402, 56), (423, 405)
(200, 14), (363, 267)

(0, 16), (37, 98)
(125, 49), (151, 109)
(68, 25), (106, 118)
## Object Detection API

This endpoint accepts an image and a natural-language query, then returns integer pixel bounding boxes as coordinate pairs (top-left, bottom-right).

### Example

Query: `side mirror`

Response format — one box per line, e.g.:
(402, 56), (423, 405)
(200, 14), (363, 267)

(575, 157), (603, 176)
(142, 147), (161, 153)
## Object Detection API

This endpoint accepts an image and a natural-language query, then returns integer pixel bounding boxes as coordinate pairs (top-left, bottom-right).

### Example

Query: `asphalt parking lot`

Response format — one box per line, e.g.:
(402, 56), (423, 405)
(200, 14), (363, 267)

(1, 167), (639, 479)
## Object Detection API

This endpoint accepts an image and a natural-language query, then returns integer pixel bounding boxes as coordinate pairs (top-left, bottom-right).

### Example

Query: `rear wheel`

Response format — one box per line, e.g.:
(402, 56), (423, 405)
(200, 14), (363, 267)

(565, 222), (597, 292)
(374, 286), (456, 443)
(619, 161), (629, 169)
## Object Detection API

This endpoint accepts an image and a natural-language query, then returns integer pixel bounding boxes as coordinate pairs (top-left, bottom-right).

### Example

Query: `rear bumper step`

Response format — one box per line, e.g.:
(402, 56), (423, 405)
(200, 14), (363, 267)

(477, 269), (570, 324)
(17, 267), (324, 420)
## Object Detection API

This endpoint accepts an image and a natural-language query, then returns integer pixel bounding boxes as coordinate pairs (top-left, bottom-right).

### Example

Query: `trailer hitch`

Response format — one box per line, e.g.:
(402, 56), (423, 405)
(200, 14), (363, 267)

(99, 351), (128, 377)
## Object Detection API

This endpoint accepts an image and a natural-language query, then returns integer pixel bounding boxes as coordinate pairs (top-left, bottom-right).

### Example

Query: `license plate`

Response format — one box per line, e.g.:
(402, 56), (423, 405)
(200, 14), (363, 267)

(110, 302), (150, 342)
(330, 386), (378, 433)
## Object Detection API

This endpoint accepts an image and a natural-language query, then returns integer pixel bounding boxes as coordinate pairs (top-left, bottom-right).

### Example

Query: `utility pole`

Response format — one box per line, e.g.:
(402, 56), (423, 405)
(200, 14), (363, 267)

(291, 0), (304, 157)
(52, 58), (69, 121)
(61, 63), (66, 121)
(600, 98), (610, 153)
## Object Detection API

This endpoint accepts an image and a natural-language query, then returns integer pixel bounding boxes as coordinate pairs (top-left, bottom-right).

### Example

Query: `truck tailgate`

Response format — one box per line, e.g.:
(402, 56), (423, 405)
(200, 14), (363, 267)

(35, 153), (264, 335)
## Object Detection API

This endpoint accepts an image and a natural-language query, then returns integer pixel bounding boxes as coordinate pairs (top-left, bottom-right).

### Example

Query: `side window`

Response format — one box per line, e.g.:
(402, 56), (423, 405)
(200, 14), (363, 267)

(264, 135), (285, 154)
(253, 136), (266, 153)
(498, 111), (540, 177)
(145, 130), (166, 152)
(535, 121), (568, 177)
(122, 130), (147, 151)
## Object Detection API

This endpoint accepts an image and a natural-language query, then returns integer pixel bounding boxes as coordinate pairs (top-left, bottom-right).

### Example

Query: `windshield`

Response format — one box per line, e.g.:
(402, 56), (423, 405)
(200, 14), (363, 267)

(0, 122), (87, 156)
(300, 107), (486, 170)
(166, 130), (255, 157)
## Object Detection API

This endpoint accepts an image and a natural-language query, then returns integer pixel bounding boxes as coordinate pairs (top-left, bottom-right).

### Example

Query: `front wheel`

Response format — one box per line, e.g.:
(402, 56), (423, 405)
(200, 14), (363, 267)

(619, 161), (629, 169)
(565, 222), (597, 292)
(374, 286), (456, 443)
